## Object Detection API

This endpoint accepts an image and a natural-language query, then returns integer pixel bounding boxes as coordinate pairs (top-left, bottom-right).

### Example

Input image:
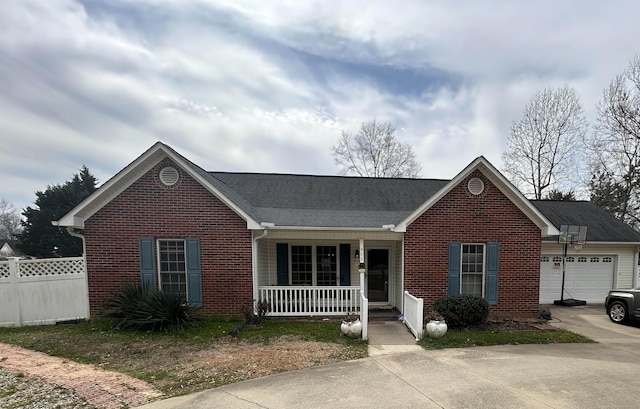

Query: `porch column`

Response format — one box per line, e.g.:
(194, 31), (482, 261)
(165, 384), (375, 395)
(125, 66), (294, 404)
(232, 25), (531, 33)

(358, 238), (365, 295)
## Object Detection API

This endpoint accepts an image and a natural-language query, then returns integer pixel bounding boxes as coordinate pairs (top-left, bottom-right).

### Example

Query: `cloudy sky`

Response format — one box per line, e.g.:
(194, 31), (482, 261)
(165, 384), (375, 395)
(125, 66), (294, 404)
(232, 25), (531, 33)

(1, 0), (640, 212)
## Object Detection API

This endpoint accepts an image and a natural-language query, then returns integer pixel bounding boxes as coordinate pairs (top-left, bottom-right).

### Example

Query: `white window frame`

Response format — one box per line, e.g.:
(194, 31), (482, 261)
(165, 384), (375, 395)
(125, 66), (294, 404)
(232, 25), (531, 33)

(289, 243), (339, 286)
(460, 243), (486, 297)
(156, 239), (188, 299)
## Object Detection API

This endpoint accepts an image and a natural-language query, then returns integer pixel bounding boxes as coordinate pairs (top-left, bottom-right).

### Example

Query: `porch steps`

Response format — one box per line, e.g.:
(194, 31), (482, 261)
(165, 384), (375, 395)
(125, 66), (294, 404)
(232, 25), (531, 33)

(368, 307), (401, 322)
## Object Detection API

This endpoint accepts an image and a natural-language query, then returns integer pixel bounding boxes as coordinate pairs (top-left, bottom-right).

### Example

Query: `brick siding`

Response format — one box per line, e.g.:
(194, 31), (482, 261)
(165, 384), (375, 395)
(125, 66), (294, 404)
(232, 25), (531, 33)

(404, 171), (541, 318)
(84, 160), (253, 317)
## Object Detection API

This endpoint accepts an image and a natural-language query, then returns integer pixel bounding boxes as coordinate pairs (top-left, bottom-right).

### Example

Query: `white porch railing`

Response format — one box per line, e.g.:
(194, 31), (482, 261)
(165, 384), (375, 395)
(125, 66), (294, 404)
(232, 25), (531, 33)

(0, 257), (88, 327)
(258, 286), (362, 316)
(403, 290), (424, 340)
(360, 290), (368, 340)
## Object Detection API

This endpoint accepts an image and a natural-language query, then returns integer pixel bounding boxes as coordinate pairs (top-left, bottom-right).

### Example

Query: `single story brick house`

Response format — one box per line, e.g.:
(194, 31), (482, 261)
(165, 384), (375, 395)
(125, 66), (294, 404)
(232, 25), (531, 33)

(55, 142), (639, 322)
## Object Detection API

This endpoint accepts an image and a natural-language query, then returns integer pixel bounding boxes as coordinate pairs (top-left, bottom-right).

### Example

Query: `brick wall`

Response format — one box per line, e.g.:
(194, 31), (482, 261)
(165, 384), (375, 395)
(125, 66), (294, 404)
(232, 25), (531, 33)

(84, 160), (253, 317)
(404, 171), (541, 318)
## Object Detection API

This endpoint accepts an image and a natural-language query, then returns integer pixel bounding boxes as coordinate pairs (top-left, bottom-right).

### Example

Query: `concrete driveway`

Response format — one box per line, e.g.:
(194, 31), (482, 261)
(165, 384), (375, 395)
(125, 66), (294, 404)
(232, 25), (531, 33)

(140, 305), (640, 409)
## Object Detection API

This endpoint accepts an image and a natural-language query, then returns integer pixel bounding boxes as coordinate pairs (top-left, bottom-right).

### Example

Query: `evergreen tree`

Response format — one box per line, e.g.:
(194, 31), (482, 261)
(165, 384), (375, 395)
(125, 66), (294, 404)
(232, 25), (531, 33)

(18, 166), (98, 257)
(589, 170), (639, 228)
(545, 189), (576, 201)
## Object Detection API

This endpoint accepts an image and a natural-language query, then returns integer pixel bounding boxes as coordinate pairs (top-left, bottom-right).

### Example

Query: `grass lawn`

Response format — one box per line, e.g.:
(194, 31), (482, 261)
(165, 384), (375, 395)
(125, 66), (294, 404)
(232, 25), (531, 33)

(419, 325), (594, 349)
(0, 318), (367, 396)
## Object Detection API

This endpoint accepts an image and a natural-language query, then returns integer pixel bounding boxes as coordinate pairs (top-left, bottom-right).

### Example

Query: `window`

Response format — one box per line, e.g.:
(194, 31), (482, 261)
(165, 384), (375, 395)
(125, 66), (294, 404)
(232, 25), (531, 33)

(603, 257), (613, 263)
(552, 256), (562, 263)
(566, 257), (575, 262)
(578, 256), (587, 263)
(139, 237), (202, 307)
(590, 257), (600, 263)
(461, 244), (484, 297)
(541, 256), (549, 263)
(158, 240), (187, 299)
(277, 243), (350, 287)
(316, 246), (337, 286)
(291, 245), (313, 285)
(448, 242), (498, 304)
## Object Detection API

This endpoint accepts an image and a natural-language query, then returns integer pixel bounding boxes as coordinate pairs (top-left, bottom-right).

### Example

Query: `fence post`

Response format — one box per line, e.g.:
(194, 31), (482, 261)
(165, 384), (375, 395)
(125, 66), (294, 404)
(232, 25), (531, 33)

(8, 258), (21, 327)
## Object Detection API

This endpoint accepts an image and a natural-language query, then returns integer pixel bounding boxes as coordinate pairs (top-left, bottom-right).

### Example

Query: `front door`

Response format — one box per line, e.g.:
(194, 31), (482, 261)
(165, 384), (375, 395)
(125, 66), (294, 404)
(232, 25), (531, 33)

(367, 249), (389, 303)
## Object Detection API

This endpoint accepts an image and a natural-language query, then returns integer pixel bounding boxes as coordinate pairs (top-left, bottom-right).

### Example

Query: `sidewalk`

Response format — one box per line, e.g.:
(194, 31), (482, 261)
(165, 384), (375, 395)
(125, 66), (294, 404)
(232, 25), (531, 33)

(367, 320), (423, 356)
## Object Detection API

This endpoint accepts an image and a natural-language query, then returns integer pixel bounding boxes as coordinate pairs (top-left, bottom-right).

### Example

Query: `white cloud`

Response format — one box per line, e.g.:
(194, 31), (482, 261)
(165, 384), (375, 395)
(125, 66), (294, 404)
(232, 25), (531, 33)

(2, 0), (640, 211)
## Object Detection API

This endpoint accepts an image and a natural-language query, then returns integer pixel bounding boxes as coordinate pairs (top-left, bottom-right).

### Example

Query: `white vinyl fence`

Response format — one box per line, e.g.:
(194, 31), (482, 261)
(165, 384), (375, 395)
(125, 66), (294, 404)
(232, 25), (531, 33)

(0, 257), (89, 327)
(403, 290), (424, 340)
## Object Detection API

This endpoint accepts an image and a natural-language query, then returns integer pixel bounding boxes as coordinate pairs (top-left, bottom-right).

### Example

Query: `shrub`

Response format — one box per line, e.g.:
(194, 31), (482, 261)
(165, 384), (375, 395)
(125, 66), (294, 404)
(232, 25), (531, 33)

(103, 283), (195, 332)
(433, 295), (489, 329)
(241, 299), (272, 326)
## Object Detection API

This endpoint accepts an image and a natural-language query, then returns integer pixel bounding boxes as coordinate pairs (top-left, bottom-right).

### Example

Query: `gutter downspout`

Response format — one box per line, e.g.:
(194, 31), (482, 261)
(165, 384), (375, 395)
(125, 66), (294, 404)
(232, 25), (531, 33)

(252, 225), (270, 304)
(635, 246), (640, 288)
(62, 225), (90, 320)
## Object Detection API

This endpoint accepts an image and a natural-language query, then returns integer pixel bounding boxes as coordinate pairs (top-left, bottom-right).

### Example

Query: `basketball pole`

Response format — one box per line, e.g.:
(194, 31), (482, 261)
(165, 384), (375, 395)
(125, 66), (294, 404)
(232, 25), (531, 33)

(560, 238), (569, 303)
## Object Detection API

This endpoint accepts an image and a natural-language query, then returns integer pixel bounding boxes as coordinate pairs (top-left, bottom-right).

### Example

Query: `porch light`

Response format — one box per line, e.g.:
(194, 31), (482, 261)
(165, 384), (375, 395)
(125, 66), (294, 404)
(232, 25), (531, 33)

(354, 249), (359, 259)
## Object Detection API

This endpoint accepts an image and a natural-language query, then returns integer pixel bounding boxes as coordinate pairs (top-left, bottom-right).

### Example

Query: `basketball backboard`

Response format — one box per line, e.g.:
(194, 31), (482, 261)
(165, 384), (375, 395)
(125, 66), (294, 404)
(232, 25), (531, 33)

(559, 225), (587, 244)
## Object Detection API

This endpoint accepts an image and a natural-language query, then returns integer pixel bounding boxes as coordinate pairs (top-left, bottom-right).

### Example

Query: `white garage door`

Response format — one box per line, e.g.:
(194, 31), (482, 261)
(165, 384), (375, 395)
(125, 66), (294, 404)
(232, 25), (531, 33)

(539, 255), (615, 304)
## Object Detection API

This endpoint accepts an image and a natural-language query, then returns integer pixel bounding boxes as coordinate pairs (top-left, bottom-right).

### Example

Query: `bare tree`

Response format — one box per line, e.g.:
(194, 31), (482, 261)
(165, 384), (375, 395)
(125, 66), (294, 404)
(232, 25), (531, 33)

(0, 198), (22, 239)
(332, 120), (422, 178)
(502, 86), (587, 199)
(596, 54), (640, 143)
(587, 54), (640, 227)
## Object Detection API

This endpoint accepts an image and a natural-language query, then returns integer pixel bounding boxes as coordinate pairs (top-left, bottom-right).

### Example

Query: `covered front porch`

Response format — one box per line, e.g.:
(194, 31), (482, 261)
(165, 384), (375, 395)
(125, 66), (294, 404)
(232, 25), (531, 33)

(252, 230), (404, 318)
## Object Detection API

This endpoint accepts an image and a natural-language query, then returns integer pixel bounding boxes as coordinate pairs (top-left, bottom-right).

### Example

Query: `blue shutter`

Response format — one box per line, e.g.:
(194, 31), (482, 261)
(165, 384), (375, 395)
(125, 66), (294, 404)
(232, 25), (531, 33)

(485, 242), (499, 305)
(139, 237), (156, 290)
(339, 244), (351, 285)
(448, 242), (461, 295)
(186, 238), (203, 307)
(276, 243), (289, 285)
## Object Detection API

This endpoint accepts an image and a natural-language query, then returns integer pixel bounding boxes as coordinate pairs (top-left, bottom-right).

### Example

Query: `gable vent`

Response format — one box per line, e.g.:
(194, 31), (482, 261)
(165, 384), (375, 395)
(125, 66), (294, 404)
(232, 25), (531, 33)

(467, 177), (484, 195)
(159, 166), (179, 186)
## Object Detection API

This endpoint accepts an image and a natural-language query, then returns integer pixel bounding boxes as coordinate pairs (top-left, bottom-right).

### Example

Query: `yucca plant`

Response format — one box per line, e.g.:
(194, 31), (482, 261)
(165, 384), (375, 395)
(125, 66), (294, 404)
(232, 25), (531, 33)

(103, 283), (195, 331)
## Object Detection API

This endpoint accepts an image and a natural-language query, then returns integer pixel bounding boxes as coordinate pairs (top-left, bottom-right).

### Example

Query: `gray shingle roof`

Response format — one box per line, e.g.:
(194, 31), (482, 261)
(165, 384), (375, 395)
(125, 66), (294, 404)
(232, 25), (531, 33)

(208, 172), (448, 228)
(531, 200), (640, 243)
(161, 142), (640, 241)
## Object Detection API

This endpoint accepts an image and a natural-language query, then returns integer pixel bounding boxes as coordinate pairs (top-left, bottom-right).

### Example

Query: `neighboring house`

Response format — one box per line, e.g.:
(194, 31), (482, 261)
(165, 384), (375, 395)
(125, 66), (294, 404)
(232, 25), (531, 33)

(0, 239), (22, 259)
(55, 142), (631, 320)
(532, 201), (640, 303)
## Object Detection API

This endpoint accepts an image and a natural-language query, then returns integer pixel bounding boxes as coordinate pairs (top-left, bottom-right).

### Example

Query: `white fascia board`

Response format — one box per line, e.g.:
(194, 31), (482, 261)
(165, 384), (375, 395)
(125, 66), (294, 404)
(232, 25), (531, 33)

(395, 156), (559, 237)
(259, 225), (394, 232)
(543, 241), (640, 246)
(55, 142), (260, 230)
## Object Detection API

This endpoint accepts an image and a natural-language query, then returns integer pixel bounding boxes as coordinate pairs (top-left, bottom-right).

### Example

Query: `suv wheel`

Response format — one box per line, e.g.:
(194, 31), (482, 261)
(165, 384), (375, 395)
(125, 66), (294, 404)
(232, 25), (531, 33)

(608, 301), (627, 323)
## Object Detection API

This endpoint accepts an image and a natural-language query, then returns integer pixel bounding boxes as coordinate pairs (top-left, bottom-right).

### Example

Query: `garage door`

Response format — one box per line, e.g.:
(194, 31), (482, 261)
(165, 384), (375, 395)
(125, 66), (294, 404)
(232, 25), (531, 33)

(539, 255), (615, 303)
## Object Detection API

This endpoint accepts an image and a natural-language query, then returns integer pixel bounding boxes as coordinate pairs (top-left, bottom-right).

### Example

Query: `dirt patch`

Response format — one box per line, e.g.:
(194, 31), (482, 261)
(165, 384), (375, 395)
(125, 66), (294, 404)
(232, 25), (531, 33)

(483, 318), (555, 331)
(0, 333), (363, 407)
(92, 334), (362, 395)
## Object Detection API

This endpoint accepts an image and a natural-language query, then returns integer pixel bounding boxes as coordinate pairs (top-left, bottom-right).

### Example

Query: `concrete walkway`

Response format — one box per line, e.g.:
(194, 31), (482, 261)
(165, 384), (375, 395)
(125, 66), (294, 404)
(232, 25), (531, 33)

(140, 306), (640, 409)
(367, 320), (423, 356)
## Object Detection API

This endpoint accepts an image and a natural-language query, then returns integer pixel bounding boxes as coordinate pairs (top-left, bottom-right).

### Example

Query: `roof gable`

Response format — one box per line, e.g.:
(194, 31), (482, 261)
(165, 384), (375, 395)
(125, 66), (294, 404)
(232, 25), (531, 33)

(394, 156), (559, 236)
(55, 142), (261, 229)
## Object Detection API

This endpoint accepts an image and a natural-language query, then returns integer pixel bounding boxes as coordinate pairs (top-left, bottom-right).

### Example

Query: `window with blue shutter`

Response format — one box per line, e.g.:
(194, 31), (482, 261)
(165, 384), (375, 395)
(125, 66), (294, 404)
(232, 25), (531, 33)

(485, 242), (499, 305)
(139, 237), (156, 290)
(339, 244), (351, 285)
(186, 238), (203, 308)
(276, 243), (289, 285)
(139, 237), (203, 308)
(448, 242), (461, 295)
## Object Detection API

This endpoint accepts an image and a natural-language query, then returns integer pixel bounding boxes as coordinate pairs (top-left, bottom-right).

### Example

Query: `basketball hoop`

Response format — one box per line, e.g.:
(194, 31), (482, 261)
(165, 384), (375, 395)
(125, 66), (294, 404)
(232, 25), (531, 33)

(572, 241), (585, 252)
